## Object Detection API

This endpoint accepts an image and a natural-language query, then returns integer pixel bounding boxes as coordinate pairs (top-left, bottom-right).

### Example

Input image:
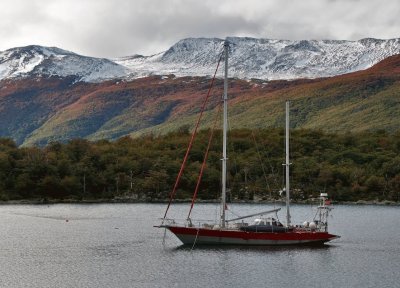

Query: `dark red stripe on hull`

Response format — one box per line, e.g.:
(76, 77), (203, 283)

(166, 226), (338, 245)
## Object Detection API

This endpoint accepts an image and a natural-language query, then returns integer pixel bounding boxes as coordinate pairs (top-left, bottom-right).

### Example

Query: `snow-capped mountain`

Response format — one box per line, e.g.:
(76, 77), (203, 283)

(0, 45), (130, 82)
(115, 37), (400, 80)
(1, 37), (400, 83)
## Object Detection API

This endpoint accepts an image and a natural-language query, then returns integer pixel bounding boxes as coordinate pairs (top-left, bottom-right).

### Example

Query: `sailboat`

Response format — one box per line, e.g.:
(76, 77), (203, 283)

(156, 41), (340, 246)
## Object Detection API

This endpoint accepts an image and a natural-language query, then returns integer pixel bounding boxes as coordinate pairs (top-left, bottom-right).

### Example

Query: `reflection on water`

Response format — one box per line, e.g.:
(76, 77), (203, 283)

(0, 203), (399, 288)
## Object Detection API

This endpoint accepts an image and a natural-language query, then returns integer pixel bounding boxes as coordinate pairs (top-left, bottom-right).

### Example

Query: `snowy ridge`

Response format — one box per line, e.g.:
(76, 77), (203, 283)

(116, 37), (400, 80)
(0, 45), (129, 82)
(1, 37), (400, 83)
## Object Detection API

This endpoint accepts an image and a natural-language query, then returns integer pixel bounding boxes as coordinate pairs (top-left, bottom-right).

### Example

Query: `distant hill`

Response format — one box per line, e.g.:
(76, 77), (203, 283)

(1, 54), (399, 146)
(0, 45), (129, 82)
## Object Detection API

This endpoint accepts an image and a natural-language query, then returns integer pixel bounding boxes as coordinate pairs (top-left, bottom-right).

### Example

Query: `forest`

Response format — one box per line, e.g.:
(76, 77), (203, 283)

(0, 128), (399, 203)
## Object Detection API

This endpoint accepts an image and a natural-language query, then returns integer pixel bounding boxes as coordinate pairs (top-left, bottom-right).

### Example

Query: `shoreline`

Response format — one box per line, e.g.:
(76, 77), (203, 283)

(0, 198), (398, 206)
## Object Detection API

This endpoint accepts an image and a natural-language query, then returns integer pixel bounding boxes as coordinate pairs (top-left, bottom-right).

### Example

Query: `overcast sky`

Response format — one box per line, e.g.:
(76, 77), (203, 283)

(1, 0), (399, 58)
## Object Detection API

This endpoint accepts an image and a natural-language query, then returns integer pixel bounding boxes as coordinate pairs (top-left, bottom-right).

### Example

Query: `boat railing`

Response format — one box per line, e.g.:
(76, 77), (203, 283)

(294, 224), (326, 232)
(160, 218), (218, 228)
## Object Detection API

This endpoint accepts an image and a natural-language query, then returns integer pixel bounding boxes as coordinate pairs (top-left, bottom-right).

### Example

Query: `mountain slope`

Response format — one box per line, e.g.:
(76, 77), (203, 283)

(0, 77), (102, 144)
(1, 54), (399, 146)
(127, 55), (400, 138)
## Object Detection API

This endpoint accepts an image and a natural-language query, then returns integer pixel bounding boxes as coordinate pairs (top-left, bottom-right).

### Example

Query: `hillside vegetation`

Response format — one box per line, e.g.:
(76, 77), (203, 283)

(1, 55), (400, 146)
(0, 128), (399, 203)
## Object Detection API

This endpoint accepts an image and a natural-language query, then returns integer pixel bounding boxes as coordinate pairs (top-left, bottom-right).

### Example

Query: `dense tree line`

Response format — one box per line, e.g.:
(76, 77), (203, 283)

(0, 128), (399, 202)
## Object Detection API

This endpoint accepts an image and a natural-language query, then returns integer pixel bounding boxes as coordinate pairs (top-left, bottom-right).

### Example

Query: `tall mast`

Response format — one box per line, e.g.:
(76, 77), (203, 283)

(221, 41), (228, 228)
(285, 100), (291, 227)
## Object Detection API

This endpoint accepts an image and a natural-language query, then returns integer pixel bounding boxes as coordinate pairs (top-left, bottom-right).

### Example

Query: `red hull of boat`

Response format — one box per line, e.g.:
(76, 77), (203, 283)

(166, 226), (339, 246)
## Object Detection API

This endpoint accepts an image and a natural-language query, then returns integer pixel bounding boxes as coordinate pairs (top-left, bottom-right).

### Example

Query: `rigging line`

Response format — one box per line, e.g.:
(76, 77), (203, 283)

(163, 51), (224, 220)
(191, 228), (200, 251)
(226, 112), (239, 195)
(187, 101), (223, 219)
(262, 130), (282, 190)
(251, 131), (272, 197)
(226, 207), (241, 218)
(224, 103), (243, 209)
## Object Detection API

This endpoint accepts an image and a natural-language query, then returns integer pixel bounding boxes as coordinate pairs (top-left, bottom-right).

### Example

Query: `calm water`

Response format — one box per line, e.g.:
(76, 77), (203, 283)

(0, 203), (399, 288)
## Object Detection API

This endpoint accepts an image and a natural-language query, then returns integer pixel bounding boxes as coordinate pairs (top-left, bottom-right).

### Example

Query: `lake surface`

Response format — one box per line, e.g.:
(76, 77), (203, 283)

(0, 203), (399, 288)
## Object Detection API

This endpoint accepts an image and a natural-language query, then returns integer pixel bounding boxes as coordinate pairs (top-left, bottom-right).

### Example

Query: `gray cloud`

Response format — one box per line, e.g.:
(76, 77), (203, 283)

(0, 0), (399, 58)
